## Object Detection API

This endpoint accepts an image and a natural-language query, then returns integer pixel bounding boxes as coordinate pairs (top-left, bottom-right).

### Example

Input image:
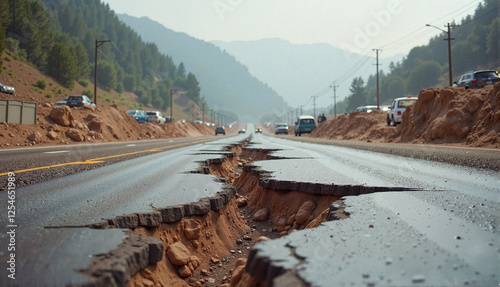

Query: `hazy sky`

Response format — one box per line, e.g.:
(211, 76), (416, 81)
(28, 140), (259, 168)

(102, 0), (480, 58)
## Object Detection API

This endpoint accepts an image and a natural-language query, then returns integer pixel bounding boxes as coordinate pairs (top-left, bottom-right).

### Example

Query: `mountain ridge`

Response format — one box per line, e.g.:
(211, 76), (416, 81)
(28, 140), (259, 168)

(118, 14), (288, 122)
(212, 38), (405, 109)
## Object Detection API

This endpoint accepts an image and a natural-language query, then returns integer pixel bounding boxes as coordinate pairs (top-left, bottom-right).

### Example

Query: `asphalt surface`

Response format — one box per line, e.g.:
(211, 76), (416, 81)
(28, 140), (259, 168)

(0, 134), (248, 286)
(244, 133), (500, 286)
(1, 129), (499, 286)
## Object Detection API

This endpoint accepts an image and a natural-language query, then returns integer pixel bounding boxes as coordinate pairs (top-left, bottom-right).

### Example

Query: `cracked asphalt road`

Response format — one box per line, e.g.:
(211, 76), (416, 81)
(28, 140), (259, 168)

(243, 132), (500, 286)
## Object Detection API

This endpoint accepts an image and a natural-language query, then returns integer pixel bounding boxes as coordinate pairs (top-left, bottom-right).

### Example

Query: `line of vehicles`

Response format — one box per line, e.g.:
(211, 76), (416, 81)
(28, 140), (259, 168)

(270, 69), (499, 136)
(126, 110), (173, 124)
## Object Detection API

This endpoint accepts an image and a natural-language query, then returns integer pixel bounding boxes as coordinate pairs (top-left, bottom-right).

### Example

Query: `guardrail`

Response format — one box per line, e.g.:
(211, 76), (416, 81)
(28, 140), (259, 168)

(0, 99), (37, 124)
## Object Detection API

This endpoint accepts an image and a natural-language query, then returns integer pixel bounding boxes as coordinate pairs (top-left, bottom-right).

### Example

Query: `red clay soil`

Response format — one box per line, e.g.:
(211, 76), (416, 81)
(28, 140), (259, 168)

(310, 82), (500, 148)
(0, 102), (219, 148)
(130, 200), (250, 287)
(0, 51), (225, 148)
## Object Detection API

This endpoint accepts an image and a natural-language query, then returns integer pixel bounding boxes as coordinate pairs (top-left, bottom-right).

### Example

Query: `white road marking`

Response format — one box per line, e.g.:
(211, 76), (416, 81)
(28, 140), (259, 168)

(45, 151), (70, 154)
(126, 144), (136, 147)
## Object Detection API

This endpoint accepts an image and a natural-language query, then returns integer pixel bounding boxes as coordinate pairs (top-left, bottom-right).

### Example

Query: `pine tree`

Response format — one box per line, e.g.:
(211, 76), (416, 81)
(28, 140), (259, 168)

(46, 43), (78, 89)
(73, 42), (90, 80)
(347, 77), (367, 111)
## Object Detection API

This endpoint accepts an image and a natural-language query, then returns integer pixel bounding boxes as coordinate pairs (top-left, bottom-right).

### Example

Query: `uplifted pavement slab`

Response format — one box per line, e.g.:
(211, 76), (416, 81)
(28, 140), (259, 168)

(246, 190), (499, 286)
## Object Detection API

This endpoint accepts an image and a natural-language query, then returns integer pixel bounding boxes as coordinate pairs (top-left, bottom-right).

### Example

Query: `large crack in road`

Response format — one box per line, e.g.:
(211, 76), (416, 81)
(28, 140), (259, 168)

(11, 134), (496, 287)
(62, 136), (431, 287)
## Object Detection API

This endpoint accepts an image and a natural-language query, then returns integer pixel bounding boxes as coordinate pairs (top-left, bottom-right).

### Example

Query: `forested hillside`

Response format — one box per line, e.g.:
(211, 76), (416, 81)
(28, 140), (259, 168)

(342, 0), (499, 112)
(0, 0), (204, 113)
(117, 14), (289, 122)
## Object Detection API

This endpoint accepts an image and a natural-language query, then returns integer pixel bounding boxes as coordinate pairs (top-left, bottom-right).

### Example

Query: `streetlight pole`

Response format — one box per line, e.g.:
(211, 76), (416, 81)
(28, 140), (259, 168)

(426, 23), (458, 86)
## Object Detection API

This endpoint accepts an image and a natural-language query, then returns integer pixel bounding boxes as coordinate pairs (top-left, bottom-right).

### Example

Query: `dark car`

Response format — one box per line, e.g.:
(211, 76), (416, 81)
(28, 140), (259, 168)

(126, 110), (149, 123)
(238, 129), (246, 134)
(454, 70), (500, 89)
(215, 126), (225, 135)
(255, 128), (263, 133)
(66, 95), (95, 107)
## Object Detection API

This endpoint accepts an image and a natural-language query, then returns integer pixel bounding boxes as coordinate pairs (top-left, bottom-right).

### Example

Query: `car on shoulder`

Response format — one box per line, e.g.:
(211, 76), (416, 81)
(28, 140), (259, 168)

(454, 70), (500, 89)
(386, 96), (418, 126)
(275, 123), (288, 135)
(66, 95), (95, 107)
(255, 128), (263, 133)
(55, 97), (69, 105)
(0, 83), (15, 94)
(238, 128), (246, 134)
(354, 105), (379, 113)
(126, 110), (149, 123)
(295, 115), (316, 136)
(215, 126), (226, 135)
(146, 111), (166, 124)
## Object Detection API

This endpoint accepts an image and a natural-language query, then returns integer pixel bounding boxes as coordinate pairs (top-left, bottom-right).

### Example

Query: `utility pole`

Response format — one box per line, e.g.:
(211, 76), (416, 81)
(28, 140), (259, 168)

(169, 89), (175, 121)
(330, 82), (339, 118)
(312, 96), (318, 120)
(445, 23), (458, 86)
(426, 23), (458, 86)
(201, 103), (205, 124)
(94, 40), (110, 106)
(373, 49), (381, 110)
(94, 40), (122, 107)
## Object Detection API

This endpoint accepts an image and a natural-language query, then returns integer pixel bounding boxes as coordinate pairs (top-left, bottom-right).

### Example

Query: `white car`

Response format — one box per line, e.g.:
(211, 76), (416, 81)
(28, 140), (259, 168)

(146, 111), (166, 124)
(386, 96), (418, 126)
(0, 83), (15, 94)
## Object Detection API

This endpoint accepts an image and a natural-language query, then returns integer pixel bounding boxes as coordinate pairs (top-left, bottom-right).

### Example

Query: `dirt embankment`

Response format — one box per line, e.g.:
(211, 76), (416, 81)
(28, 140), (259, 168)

(310, 82), (500, 148)
(0, 103), (222, 148)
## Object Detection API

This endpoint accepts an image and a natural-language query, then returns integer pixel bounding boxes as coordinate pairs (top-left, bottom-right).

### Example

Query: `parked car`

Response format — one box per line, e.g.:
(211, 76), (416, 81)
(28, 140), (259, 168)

(66, 95), (95, 107)
(354, 105), (379, 113)
(146, 111), (166, 124)
(164, 116), (173, 123)
(454, 70), (500, 89)
(275, 123), (288, 135)
(386, 96), (418, 126)
(0, 83), (15, 94)
(295, 115), (316, 136)
(215, 126), (226, 135)
(126, 110), (149, 123)
(238, 128), (246, 134)
(55, 97), (69, 105)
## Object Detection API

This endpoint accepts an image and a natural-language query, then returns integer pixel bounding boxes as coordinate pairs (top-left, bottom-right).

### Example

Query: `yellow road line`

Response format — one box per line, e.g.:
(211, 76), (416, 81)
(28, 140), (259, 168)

(0, 139), (210, 176)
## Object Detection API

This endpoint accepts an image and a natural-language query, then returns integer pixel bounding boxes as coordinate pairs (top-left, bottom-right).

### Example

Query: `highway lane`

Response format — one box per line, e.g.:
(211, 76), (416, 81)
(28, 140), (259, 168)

(0, 136), (222, 190)
(0, 134), (249, 286)
(1, 129), (499, 286)
(243, 133), (500, 286)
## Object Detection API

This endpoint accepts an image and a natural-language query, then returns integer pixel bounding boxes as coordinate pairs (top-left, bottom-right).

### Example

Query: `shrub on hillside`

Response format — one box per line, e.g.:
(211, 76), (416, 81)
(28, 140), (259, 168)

(78, 79), (89, 87)
(36, 78), (47, 90)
